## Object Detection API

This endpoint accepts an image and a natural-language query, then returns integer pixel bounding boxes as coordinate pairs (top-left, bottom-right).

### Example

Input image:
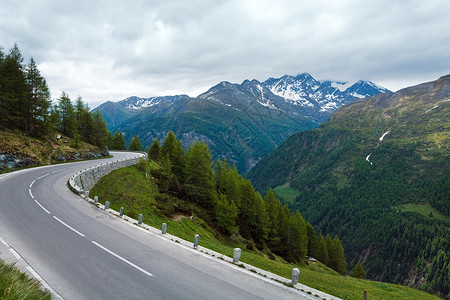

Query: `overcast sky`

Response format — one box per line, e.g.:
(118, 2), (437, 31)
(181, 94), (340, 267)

(1, 0), (449, 108)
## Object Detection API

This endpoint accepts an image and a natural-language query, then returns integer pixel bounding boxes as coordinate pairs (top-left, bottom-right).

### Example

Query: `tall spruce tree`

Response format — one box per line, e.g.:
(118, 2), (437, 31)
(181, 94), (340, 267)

(185, 141), (217, 210)
(316, 233), (329, 265)
(306, 223), (318, 258)
(129, 135), (142, 151)
(215, 193), (238, 235)
(58, 92), (77, 137)
(265, 189), (281, 249)
(0, 44), (27, 130)
(110, 131), (126, 150)
(351, 261), (366, 279)
(148, 138), (160, 161)
(330, 235), (348, 275)
(91, 110), (109, 149)
(160, 131), (185, 185)
(25, 57), (51, 136)
(75, 97), (94, 143)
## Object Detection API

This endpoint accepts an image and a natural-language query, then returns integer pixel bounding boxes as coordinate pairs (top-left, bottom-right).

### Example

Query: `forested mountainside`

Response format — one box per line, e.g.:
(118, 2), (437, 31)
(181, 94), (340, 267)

(96, 74), (389, 172)
(248, 75), (450, 298)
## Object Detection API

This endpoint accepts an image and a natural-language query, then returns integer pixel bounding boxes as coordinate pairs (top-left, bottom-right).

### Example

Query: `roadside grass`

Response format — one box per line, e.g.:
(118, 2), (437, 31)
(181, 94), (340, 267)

(0, 259), (51, 300)
(90, 165), (439, 300)
(396, 203), (448, 222)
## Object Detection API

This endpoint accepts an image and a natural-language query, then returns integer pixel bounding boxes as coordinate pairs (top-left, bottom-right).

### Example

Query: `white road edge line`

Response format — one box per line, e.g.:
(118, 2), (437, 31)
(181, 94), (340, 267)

(34, 199), (51, 214)
(53, 216), (85, 237)
(91, 241), (154, 278)
(9, 248), (22, 260)
(29, 188), (34, 199)
(26, 266), (64, 300)
(30, 180), (36, 188)
(37, 173), (50, 180)
(0, 236), (9, 246)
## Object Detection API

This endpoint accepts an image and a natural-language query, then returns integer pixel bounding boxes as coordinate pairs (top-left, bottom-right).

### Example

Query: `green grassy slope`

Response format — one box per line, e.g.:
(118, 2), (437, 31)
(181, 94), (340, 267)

(90, 164), (439, 300)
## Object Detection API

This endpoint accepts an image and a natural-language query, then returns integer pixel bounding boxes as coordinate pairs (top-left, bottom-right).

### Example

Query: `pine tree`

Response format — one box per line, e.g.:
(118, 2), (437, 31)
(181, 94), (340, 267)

(316, 233), (329, 265)
(265, 189), (281, 249)
(275, 204), (291, 257)
(306, 223), (318, 258)
(215, 160), (241, 208)
(91, 110), (109, 149)
(24, 57), (51, 136)
(75, 97), (94, 143)
(215, 193), (238, 235)
(253, 193), (270, 249)
(328, 235), (348, 275)
(129, 135), (142, 151)
(160, 131), (185, 184)
(148, 138), (160, 161)
(110, 131), (126, 150)
(286, 211), (308, 262)
(351, 261), (367, 279)
(0, 44), (27, 130)
(185, 141), (217, 210)
(58, 91), (77, 137)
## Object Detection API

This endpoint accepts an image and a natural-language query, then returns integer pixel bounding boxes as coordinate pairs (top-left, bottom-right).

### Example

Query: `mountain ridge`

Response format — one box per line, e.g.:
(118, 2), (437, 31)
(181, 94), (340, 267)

(95, 73), (390, 172)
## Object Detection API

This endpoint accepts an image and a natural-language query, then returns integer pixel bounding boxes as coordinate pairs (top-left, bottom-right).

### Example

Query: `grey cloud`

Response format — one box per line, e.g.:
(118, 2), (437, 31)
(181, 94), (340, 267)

(1, 0), (449, 108)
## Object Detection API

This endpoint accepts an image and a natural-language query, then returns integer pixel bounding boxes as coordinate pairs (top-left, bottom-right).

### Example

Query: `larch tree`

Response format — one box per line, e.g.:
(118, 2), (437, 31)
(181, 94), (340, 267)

(306, 223), (318, 258)
(215, 193), (238, 235)
(129, 135), (142, 151)
(58, 92), (77, 137)
(148, 138), (160, 161)
(185, 141), (217, 210)
(351, 261), (367, 279)
(160, 131), (185, 185)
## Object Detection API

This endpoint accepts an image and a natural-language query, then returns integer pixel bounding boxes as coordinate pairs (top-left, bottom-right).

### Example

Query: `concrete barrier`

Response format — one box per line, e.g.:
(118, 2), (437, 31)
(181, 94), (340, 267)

(68, 152), (147, 195)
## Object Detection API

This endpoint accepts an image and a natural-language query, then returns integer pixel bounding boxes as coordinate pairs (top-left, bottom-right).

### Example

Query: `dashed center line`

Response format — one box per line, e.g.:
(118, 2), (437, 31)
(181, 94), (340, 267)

(36, 173), (50, 180)
(29, 189), (34, 199)
(30, 180), (36, 188)
(51, 169), (64, 174)
(34, 200), (51, 214)
(92, 241), (154, 278)
(53, 216), (85, 237)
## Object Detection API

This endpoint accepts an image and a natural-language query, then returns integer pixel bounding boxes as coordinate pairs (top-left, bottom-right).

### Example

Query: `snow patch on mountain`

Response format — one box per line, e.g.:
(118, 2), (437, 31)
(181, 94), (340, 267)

(331, 81), (355, 92)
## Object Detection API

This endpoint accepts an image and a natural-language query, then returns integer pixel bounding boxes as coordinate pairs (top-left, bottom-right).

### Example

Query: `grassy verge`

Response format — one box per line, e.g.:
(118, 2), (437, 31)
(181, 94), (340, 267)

(90, 165), (439, 300)
(0, 259), (50, 300)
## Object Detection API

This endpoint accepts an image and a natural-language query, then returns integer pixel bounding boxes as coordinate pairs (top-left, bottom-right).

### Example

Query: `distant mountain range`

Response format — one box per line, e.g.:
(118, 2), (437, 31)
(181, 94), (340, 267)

(95, 73), (390, 172)
(248, 75), (450, 296)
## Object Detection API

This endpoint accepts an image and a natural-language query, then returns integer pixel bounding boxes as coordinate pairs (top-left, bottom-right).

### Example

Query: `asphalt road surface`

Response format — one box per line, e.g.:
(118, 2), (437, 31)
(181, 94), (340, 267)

(0, 152), (319, 299)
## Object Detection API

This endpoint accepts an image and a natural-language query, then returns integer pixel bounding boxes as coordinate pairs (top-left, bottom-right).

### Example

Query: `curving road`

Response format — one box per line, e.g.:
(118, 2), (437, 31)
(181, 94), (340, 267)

(0, 152), (318, 299)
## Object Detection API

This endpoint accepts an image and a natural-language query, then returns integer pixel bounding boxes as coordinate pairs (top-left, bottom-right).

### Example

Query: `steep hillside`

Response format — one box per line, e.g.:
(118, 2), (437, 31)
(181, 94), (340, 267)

(247, 75), (450, 297)
(0, 130), (109, 172)
(111, 89), (316, 171)
(95, 73), (389, 172)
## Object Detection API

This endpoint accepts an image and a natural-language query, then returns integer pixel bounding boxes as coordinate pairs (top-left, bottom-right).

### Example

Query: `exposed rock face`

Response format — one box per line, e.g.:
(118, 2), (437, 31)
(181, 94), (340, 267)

(0, 152), (39, 170)
(53, 150), (109, 162)
(0, 150), (109, 171)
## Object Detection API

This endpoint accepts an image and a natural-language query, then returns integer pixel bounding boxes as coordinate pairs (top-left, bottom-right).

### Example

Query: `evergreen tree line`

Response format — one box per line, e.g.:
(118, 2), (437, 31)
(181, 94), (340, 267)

(0, 43), (110, 148)
(109, 131), (142, 151)
(0, 44), (51, 136)
(147, 131), (348, 273)
(50, 92), (109, 148)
